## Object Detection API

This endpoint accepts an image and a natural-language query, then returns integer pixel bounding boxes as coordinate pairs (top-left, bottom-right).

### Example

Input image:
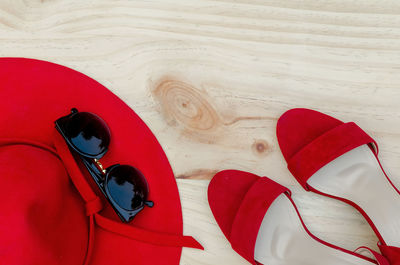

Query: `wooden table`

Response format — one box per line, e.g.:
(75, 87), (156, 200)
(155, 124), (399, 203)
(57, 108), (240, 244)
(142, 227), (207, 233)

(2, 1), (400, 264)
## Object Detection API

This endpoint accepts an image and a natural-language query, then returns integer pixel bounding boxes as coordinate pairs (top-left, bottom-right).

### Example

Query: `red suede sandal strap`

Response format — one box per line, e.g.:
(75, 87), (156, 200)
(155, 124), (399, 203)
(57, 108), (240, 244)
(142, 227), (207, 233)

(378, 244), (400, 265)
(287, 122), (377, 189)
(229, 177), (289, 265)
(355, 246), (390, 265)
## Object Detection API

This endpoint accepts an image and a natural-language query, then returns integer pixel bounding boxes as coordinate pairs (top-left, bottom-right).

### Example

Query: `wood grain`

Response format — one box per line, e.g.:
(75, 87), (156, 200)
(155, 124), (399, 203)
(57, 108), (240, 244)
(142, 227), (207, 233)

(1, 1), (400, 264)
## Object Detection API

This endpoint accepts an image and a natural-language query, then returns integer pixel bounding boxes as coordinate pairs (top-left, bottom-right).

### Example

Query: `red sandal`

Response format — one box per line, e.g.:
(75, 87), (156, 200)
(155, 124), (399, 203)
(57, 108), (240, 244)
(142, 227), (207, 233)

(208, 170), (389, 265)
(277, 108), (400, 264)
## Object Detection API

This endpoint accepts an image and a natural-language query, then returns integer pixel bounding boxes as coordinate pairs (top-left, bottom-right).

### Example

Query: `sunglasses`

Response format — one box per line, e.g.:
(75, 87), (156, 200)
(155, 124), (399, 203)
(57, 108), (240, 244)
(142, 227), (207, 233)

(55, 108), (154, 223)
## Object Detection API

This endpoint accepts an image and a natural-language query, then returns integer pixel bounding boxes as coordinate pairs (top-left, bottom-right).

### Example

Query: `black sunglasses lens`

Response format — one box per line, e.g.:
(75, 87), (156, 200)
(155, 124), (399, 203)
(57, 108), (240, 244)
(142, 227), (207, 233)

(64, 112), (110, 157)
(106, 165), (149, 211)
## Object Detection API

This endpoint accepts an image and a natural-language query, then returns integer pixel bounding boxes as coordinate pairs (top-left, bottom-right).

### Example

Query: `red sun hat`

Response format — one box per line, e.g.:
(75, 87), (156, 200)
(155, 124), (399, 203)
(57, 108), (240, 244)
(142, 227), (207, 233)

(0, 58), (202, 265)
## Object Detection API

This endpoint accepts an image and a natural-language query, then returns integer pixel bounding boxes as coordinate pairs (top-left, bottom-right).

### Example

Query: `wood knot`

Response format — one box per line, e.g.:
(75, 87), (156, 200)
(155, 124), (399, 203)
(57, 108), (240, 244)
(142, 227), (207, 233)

(252, 139), (270, 157)
(152, 79), (221, 132)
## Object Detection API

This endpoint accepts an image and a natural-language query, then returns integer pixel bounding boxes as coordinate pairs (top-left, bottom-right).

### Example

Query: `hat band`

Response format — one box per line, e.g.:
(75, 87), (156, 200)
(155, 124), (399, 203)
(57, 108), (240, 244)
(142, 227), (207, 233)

(52, 131), (203, 254)
(0, 136), (202, 265)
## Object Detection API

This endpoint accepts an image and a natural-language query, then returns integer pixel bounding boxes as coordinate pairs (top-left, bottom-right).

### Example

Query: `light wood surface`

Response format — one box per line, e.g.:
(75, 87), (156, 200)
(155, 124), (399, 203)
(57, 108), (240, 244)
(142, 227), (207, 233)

(1, 1), (400, 264)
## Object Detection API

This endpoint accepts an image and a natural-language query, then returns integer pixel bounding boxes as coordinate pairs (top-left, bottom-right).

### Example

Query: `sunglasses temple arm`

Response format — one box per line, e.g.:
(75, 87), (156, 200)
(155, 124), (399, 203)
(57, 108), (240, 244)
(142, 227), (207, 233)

(144, 200), (154, 207)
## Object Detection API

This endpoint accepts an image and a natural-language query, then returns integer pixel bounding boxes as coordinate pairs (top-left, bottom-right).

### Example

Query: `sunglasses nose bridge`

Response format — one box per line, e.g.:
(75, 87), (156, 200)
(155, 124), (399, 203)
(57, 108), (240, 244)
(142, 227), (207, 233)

(94, 158), (106, 174)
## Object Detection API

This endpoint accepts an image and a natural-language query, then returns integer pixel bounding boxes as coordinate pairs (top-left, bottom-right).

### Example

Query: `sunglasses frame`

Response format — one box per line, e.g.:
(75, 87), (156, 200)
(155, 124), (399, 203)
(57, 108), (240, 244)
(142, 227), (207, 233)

(55, 108), (151, 223)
